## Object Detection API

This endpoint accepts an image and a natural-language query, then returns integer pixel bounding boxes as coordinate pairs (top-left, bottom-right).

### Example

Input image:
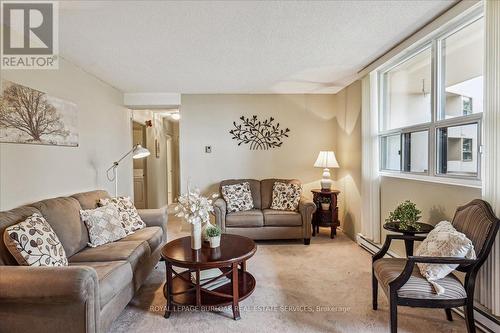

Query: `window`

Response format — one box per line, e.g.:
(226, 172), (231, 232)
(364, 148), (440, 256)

(381, 47), (432, 131)
(437, 123), (478, 176)
(381, 134), (401, 171)
(379, 13), (483, 180)
(441, 18), (483, 120)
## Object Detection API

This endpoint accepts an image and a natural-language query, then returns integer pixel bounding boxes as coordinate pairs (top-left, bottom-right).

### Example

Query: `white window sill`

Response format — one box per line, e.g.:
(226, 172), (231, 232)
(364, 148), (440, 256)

(379, 171), (482, 189)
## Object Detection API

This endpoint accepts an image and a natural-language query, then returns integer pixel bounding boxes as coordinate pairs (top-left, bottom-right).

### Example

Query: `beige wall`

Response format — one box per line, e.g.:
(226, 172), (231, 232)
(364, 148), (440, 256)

(0, 59), (133, 210)
(333, 81), (362, 240)
(179, 94), (337, 197)
(380, 176), (481, 255)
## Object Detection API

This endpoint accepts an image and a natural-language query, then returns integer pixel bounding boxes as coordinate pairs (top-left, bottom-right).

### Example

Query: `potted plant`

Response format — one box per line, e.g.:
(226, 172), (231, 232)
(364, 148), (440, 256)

(319, 197), (331, 211)
(206, 225), (222, 248)
(385, 200), (422, 231)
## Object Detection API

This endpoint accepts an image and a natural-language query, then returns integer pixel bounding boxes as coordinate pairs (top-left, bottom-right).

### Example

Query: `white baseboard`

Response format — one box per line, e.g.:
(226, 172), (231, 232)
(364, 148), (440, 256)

(357, 233), (500, 333)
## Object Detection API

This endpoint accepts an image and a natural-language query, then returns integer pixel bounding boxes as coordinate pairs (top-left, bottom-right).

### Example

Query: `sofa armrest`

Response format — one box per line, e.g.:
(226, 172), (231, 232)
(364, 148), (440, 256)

(138, 205), (168, 241)
(299, 197), (316, 240)
(213, 198), (227, 231)
(0, 265), (99, 333)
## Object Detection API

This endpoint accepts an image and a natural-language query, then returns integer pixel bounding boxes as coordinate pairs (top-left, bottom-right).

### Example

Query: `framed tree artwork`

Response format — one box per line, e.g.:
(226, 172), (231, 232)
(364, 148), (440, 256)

(0, 80), (78, 147)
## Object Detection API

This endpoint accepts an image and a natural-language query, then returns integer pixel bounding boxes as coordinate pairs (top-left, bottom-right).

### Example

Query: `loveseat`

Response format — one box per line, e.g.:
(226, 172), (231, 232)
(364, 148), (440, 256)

(0, 190), (168, 333)
(213, 179), (316, 244)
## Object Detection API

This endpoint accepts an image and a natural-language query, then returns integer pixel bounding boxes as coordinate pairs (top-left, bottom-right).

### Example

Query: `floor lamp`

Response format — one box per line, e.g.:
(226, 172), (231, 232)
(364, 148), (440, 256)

(106, 144), (150, 197)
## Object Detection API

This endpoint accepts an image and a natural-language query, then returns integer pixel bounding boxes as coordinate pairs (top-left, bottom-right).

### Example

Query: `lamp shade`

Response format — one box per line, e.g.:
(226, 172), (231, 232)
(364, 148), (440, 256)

(132, 144), (150, 159)
(314, 151), (339, 168)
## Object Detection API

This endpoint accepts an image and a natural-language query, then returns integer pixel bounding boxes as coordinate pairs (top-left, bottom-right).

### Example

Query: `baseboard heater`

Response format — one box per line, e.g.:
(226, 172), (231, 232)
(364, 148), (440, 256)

(357, 233), (500, 333)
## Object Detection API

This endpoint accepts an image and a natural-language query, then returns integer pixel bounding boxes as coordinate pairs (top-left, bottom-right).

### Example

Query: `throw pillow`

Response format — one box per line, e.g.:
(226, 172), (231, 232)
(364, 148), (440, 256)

(221, 182), (254, 213)
(270, 182), (302, 211)
(80, 204), (127, 247)
(3, 213), (68, 266)
(416, 220), (476, 294)
(99, 196), (146, 235)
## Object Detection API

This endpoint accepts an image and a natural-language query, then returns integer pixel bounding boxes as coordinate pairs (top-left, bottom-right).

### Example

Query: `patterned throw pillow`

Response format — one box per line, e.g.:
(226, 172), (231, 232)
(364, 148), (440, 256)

(99, 196), (146, 235)
(270, 182), (302, 211)
(221, 182), (254, 213)
(416, 221), (476, 295)
(80, 204), (127, 247)
(3, 213), (68, 266)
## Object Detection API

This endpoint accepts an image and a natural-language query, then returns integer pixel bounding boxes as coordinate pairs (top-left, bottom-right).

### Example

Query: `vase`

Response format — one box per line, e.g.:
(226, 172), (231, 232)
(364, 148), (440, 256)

(321, 203), (330, 211)
(190, 223), (202, 250)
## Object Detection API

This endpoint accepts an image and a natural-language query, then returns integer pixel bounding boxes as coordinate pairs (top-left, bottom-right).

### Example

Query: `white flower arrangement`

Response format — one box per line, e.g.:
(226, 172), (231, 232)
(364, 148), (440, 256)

(174, 187), (218, 225)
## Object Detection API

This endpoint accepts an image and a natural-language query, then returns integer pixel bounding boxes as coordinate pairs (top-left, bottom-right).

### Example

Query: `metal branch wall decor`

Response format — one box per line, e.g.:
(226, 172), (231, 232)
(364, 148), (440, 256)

(229, 115), (290, 150)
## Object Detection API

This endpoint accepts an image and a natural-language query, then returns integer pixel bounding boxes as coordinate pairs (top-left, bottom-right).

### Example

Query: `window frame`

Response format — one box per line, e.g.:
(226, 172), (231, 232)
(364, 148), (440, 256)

(377, 9), (483, 182)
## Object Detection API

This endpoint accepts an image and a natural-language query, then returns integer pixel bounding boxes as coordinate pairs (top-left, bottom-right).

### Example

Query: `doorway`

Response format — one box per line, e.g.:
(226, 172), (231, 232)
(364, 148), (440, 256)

(132, 121), (147, 209)
(131, 110), (180, 209)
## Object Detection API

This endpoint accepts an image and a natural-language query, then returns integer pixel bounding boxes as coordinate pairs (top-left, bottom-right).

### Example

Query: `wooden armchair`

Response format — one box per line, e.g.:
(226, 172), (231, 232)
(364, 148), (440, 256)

(372, 200), (500, 333)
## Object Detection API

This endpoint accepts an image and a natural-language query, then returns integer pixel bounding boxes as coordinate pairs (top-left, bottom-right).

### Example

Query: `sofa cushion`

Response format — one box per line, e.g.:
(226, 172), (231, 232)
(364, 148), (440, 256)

(69, 240), (150, 272)
(270, 182), (302, 211)
(71, 190), (110, 210)
(31, 197), (89, 257)
(221, 182), (254, 213)
(80, 205), (127, 248)
(70, 261), (133, 308)
(0, 206), (41, 265)
(263, 209), (302, 226)
(226, 209), (264, 227)
(261, 179), (301, 209)
(99, 197), (146, 235)
(220, 179), (261, 209)
(4, 213), (68, 266)
(119, 227), (163, 253)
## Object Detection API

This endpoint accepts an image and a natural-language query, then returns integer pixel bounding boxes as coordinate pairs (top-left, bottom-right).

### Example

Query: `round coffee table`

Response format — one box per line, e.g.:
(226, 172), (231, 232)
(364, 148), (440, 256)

(383, 222), (434, 256)
(161, 234), (257, 320)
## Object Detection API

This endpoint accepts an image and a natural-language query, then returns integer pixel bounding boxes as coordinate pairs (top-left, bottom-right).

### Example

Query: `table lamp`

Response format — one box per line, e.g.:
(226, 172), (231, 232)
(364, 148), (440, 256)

(314, 151), (339, 191)
(106, 144), (150, 196)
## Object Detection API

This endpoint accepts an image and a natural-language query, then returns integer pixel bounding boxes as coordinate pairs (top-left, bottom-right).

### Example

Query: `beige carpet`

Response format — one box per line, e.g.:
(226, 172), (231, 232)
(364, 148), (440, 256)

(110, 215), (467, 333)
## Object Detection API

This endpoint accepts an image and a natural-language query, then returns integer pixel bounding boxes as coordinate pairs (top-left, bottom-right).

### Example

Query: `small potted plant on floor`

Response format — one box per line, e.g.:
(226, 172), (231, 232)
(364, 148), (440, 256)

(319, 197), (331, 211)
(385, 200), (422, 231)
(206, 225), (222, 248)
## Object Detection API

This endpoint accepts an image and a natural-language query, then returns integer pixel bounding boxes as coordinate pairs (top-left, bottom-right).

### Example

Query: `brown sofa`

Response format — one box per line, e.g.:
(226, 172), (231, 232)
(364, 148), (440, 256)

(0, 190), (168, 333)
(213, 179), (316, 245)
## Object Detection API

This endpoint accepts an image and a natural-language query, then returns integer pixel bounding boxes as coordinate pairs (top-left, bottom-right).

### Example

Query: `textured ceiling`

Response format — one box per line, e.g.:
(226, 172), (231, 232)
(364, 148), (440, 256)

(59, 0), (456, 94)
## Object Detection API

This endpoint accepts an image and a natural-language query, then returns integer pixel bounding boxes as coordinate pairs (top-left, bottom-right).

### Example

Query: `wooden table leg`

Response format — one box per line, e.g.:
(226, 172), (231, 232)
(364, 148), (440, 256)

(164, 262), (173, 318)
(240, 261), (246, 272)
(195, 269), (201, 309)
(231, 262), (241, 320)
(330, 226), (335, 239)
(404, 239), (414, 257)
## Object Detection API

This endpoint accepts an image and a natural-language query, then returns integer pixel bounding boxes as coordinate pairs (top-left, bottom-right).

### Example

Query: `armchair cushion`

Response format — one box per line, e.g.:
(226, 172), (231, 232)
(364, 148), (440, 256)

(415, 221), (476, 294)
(263, 209), (302, 226)
(226, 209), (263, 227)
(374, 258), (466, 300)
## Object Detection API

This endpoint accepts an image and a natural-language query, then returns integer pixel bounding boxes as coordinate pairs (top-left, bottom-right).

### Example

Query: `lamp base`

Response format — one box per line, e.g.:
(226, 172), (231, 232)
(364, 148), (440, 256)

(320, 168), (332, 191)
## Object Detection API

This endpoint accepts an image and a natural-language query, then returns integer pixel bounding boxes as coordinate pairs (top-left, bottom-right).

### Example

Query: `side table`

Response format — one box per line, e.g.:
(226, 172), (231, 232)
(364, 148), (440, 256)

(383, 222), (434, 256)
(311, 189), (340, 238)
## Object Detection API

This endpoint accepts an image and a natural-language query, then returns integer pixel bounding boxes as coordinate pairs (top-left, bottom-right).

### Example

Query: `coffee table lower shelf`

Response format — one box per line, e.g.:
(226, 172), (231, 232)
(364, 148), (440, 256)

(163, 268), (256, 319)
